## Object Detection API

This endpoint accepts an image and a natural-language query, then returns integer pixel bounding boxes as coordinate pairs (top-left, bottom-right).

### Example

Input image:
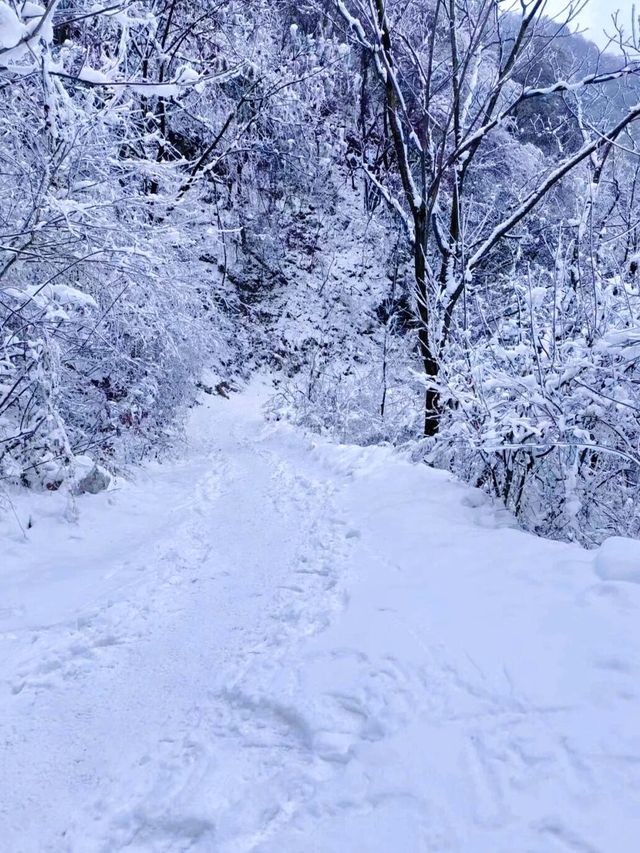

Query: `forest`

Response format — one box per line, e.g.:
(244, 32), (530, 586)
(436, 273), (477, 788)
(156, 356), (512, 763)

(2, 0), (640, 545)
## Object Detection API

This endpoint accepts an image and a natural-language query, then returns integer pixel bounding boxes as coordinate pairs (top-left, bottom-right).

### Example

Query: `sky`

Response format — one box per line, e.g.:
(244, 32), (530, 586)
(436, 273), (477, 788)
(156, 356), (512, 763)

(547, 0), (637, 47)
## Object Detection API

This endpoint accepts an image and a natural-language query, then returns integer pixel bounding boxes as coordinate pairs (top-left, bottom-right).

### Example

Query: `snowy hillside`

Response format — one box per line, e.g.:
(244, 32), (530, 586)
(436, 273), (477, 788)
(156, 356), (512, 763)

(1, 385), (639, 852)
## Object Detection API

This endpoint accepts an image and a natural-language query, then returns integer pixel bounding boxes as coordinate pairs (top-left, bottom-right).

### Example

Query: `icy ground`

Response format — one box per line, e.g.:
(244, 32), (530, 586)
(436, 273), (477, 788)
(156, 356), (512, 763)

(1, 384), (640, 852)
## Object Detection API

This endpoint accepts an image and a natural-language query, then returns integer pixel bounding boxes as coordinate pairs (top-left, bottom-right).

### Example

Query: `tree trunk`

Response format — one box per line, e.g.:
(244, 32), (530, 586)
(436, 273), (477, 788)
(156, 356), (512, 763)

(414, 211), (440, 437)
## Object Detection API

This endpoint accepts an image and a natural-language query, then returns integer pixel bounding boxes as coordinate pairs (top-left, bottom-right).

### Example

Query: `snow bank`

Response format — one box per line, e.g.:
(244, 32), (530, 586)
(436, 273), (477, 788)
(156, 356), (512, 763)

(595, 536), (640, 584)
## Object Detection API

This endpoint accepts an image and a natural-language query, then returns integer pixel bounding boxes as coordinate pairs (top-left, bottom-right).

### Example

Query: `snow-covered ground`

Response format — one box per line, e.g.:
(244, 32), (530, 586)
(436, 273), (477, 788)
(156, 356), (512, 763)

(1, 383), (640, 852)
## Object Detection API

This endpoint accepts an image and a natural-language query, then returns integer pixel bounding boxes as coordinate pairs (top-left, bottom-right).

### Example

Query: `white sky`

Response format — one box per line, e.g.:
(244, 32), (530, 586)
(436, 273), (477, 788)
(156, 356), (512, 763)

(546, 0), (637, 47)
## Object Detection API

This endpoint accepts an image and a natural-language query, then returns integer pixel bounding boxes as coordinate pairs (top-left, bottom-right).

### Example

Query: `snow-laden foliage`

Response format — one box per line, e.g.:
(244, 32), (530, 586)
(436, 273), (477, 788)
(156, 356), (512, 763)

(426, 139), (640, 543)
(0, 0), (288, 487)
(431, 264), (640, 543)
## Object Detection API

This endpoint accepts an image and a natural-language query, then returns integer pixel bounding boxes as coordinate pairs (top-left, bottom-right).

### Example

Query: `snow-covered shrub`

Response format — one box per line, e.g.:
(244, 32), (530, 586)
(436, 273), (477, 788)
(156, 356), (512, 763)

(0, 1), (234, 488)
(430, 258), (640, 544)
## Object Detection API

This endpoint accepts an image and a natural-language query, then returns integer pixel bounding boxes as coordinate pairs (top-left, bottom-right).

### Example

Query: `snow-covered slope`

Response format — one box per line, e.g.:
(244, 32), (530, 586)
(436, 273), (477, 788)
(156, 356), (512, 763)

(1, 384), (639, 852)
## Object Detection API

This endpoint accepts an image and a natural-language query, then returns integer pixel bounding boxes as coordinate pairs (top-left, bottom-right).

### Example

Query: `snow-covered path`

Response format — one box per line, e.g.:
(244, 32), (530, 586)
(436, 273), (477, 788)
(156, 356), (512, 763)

(1, 386), (640, 852)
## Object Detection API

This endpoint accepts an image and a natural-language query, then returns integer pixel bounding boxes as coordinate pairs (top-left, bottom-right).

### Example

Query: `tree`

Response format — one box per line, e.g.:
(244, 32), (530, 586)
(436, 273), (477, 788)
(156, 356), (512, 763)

(334, 0), (640, 435)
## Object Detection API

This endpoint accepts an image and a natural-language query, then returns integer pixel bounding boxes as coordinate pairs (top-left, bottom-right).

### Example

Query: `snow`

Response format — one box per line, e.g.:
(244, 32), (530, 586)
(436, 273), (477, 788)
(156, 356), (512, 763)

(50, 283), (99, 310)
(75, 65), (113, 85)
(1, 382), (640, 851)
(175, 65), (199, 84)
(20, 2), (46, 19)
(595, 537), (640, 584)
(4, 283), (97, 312)
(0, 1), (26, 50)
(130, 83), (181, 97)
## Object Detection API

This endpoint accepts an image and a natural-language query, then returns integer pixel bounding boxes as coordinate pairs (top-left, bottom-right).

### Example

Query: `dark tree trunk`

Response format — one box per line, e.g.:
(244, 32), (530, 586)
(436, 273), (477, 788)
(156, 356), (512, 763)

(414, 210), (440, 437)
